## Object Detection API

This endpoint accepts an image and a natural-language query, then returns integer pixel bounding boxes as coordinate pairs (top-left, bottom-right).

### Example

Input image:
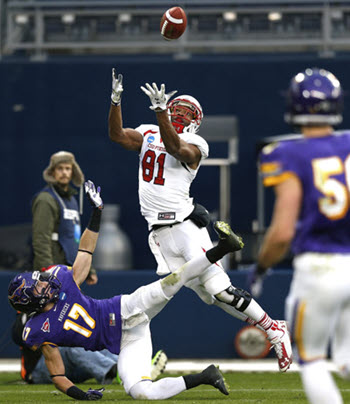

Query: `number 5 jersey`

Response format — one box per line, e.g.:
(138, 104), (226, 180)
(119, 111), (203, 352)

(22, 266), (122, 354)
(259, 131), (350, 255)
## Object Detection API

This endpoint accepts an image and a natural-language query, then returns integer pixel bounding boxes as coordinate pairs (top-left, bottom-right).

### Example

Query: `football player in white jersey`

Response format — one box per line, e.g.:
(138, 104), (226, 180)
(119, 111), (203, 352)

(108, 69), (292, 372)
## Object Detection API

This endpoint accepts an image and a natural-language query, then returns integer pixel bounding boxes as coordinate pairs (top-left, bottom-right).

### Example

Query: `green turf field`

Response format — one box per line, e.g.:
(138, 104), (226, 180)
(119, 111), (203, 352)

(1, 371), (350, 403)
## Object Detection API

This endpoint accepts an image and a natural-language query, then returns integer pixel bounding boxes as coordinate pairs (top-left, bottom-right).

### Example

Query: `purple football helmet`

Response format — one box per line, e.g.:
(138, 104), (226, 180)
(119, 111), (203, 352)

(285, 68), (343, 126)
(8, 271), (61, 314)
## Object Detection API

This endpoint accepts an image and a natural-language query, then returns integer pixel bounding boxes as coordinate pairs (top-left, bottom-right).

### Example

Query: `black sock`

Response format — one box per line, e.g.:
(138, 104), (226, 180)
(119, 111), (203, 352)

(105, 363), (117, 382)
(206, 243), (227, 264)
(183, 372), (204, 390)
(184, 365), (222, 391)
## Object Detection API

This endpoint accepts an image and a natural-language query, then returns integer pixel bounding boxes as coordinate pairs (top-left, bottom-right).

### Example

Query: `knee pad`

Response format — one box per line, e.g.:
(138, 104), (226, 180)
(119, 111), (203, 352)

(215, 286), (251, 312)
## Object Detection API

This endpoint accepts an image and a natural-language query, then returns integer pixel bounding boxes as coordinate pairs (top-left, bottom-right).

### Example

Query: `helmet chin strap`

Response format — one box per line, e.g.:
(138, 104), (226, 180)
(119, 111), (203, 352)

(171, 121), (186, 133)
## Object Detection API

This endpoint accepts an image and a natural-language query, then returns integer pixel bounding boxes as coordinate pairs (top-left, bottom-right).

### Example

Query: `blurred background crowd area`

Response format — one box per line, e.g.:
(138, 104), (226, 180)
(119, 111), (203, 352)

(1, 0), (350, 270)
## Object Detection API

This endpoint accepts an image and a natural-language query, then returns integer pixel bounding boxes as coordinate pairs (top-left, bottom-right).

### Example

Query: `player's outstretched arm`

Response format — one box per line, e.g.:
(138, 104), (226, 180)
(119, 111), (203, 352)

(108, 68), (143, 151)
(42, 344), (71, 392)
(141, 82), (201, 167)
(42, 345), (104, 400)
(73, 181), (103, 287)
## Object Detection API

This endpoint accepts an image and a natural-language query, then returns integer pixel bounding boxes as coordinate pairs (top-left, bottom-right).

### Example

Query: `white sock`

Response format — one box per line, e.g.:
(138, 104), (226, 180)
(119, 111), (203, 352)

(243, 299), (272, 326)
(301, 360), (343, 404)
(161, 254), (211, 298)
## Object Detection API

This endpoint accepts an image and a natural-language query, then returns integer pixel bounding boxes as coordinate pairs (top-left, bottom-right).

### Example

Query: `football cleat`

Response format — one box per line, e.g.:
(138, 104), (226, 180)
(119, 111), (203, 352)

(151, 350), (168, 380)
(103, 363), (118, 385)
(116, 350), (168, 384)
(201, 364), (229, 395)
(268, 320), (293, 372)
(214, 221), (244, 252)
(115, 371), (122, 385)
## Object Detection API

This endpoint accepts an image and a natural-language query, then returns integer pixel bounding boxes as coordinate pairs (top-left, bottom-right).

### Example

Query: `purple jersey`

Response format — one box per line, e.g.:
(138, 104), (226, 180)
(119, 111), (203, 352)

(22, 265), (122, 354)
(259, 132), (350, 255)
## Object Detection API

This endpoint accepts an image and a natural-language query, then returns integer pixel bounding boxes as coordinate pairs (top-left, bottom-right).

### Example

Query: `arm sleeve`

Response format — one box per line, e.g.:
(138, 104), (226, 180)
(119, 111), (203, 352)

(32, 193), (59, 270)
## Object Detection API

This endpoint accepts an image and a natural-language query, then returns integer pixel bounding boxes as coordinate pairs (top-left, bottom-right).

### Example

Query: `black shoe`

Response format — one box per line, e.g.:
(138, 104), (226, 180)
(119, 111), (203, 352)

(202, 364), (229, 396)
(103, 363), (118, 385)
(214, 221), (244, 252)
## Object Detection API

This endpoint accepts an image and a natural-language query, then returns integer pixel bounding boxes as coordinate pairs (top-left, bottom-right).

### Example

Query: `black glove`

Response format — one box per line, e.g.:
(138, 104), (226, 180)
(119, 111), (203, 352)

(67, 386), (105, 400)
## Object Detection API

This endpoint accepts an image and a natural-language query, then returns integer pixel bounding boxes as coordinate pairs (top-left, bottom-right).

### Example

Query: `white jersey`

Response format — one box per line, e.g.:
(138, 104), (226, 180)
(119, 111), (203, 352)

(136, 124), (209, 229)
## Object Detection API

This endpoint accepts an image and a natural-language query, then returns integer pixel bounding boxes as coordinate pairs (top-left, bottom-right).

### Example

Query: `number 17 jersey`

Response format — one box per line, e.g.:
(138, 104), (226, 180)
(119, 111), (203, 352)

(136, 124), (209, 230)
(22, 266), (122, 354)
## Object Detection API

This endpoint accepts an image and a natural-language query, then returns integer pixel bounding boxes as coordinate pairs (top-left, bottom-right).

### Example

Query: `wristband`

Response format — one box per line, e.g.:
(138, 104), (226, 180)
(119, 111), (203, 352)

(50, 374), (65, 378)
(78, 249), (93, 255)
(66, 385), (87, 400)
(87, 208), (102, 233)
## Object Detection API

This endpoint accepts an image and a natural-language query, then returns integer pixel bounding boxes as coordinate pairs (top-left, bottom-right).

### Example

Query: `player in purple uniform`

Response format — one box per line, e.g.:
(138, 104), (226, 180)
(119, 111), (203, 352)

(8, 180), (244, 401)
(248, 68), (350, 404)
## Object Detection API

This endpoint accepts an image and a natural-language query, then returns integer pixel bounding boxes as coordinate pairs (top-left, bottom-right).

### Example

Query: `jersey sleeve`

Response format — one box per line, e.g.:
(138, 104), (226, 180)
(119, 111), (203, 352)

(181, 133), (209, 159)
(22, 320), (58, 351)
(259, 141), (300, 187)
(45, 264), (74, 283)
(53, 265), (81, 294)
(135, 124), (158, 136)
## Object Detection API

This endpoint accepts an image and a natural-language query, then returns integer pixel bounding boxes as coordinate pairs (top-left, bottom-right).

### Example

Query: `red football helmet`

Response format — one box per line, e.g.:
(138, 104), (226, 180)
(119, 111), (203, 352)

(167, 95), (203, 134)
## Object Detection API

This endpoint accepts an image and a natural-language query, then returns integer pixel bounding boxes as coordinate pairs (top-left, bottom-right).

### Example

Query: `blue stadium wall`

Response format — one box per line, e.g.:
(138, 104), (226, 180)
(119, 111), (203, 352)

(1, 53), (350, 269)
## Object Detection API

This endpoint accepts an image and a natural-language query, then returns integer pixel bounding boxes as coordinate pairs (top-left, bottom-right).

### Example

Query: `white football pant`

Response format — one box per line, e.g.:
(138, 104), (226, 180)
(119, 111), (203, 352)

(286, 252), (350, 403)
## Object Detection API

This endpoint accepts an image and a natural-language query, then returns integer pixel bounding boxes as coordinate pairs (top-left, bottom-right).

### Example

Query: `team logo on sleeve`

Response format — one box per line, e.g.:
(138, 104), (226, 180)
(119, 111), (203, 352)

(41, 318), (51, 333)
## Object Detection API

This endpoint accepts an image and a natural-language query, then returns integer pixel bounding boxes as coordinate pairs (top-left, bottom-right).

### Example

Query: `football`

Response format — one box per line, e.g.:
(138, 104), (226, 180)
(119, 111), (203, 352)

(160, 7), (187, 40)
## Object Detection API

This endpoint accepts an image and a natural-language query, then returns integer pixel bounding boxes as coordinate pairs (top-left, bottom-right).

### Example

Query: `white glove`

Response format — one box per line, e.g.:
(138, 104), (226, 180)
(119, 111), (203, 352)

(85, 180), (104, 210)
(140, 82), (177, 111)
(111, 68), (123, 106)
